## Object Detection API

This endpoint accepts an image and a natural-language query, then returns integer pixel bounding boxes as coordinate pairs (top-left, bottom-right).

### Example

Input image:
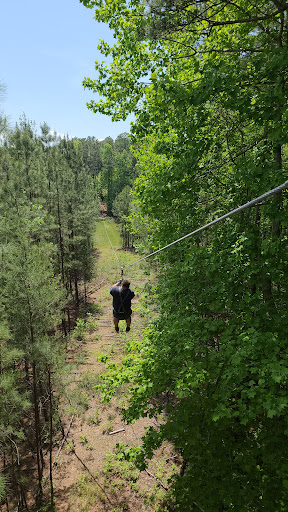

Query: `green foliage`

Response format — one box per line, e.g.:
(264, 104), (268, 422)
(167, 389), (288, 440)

(71, 314), (98, 344)
(77, 136), (102, 178)
(97, 134), (137, 219)
(37, 504), (58, 512)
(0, 323), (29, 504)
(80, 433), (89, 445)
(81, 0), (288, 509)
(85, 312), (98, 331)
(67, 387), (90, 415)
(0, 118), (101, 506)
(65, 439), (76, 454)
(73, 319), (87, 341)
(79, 370), (100, 392)
(95, 337), (143, 403)
(101, 142), (114, 213)
(0, 474), (8, 501)
(112, 185), (132, 219)
(104, 446), (140, 485)
(86, 302), (102, 315)
(112, 185), (136, 248)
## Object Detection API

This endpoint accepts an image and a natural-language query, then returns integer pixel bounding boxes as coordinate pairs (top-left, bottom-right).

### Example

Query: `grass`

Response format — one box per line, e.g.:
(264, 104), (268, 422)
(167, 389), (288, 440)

(87, 410), (101, 425)
(93, 218), (151, 289)
(72, 475), (105, 510)
(78, 370), (101, 391)
(75, 350), (89, 365)
(93, 219), (123, 283)
(66, 387), (90, 415)
(100, 441), (178, 511)
(102, 447), (170, 510)
(86, 302), (103, 315)
(104, 450), (140, 485)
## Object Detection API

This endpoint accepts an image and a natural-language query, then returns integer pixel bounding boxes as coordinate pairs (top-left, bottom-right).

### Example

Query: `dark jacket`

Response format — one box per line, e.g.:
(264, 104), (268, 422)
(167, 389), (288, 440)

(110, 286), (135, 317)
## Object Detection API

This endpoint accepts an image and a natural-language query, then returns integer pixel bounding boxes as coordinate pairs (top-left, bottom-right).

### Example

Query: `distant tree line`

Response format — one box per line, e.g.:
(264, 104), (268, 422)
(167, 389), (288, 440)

(78, 133), (139, 247)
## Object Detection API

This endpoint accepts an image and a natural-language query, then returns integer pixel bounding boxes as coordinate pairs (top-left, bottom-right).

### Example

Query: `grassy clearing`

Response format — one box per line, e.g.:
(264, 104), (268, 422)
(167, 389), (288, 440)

(93, 218), (151, 292)
(93, 219), (123, 285)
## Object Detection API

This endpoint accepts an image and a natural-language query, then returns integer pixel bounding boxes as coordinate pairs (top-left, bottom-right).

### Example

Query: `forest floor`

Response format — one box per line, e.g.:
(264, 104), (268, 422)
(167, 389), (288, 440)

(43, 218), (177, 512)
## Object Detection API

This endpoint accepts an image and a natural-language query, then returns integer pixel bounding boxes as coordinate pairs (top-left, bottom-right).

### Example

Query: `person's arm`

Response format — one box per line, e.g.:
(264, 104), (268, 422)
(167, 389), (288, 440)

(110, 282), (121, 294)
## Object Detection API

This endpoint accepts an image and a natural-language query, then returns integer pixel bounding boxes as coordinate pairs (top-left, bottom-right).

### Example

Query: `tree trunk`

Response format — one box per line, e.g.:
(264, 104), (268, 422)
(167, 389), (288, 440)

(56, 183), (65, 284)
(67, 307), (71, 332)
(32, 363), (43, 507)
(3, 455), (10, 512)
(48, 368), (54, 506)
(74, 276), (79, 307)
(84, 279), (87, 306)
(62, 317), (67, 337)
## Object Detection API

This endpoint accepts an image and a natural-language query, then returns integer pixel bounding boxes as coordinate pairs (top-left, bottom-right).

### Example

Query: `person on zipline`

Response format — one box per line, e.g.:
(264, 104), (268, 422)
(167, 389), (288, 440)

(110, 279), (135, 332)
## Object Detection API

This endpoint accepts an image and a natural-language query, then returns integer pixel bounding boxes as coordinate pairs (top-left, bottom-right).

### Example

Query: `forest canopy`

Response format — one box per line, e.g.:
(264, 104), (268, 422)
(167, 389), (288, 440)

(80, 1), (288, 510)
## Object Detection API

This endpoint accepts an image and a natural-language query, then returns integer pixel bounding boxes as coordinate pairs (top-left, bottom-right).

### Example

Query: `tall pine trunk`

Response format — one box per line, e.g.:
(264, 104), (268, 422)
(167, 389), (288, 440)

(48, 367), (54, 506)
(32, 363), (43, 507)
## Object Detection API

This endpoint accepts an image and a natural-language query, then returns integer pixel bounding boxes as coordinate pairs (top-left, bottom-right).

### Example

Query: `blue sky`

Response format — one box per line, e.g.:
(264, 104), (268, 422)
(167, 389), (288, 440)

(1, 0), (133, 140)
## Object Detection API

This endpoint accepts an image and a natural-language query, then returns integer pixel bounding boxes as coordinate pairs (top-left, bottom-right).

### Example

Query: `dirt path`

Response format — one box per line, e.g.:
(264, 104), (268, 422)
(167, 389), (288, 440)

(48, 219), (175, 512)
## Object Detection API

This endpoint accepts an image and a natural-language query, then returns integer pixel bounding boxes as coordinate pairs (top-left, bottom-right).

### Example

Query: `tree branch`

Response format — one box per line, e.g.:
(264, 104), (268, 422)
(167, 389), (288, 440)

(144, 468), (169, 490)
(208, 5), (288, 27)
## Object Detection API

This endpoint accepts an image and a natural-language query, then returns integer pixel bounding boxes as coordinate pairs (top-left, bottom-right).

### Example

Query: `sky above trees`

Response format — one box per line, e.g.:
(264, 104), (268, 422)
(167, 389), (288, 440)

(0, 0), (133, 139)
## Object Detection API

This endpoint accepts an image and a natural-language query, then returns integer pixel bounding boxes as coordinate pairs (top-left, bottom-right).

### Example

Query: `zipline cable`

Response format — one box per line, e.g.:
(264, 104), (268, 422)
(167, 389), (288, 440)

(123, 180), (288, 271)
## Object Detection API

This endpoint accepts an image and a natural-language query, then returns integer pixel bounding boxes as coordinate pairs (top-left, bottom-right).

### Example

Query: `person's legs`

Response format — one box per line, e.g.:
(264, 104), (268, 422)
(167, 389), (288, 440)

(114, 316), (119, 332)
(125, 317), (131, 332)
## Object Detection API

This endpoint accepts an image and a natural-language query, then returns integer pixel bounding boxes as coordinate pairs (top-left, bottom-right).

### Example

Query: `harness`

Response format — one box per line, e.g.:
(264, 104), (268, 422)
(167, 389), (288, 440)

(117, 288), (129, 314)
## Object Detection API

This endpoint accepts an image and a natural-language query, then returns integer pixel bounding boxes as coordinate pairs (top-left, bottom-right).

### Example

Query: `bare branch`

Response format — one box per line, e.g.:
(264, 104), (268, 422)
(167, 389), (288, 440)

(145, 468), (169, 490)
